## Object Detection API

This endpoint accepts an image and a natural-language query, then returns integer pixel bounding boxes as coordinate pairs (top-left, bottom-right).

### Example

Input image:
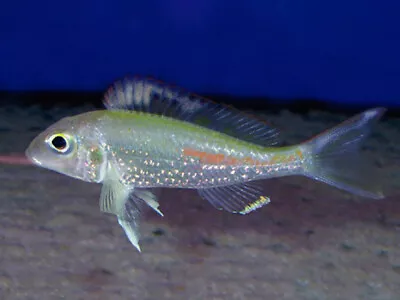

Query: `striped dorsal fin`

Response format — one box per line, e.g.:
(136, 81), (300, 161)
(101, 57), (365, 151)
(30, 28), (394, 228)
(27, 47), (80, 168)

(103, 76), (280, 146)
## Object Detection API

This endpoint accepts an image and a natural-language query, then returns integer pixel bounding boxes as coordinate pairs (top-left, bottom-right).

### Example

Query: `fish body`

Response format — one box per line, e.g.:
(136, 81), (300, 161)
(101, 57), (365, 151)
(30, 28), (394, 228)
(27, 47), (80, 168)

(25, 77), (386, 251)
(55, 110), (304, 187)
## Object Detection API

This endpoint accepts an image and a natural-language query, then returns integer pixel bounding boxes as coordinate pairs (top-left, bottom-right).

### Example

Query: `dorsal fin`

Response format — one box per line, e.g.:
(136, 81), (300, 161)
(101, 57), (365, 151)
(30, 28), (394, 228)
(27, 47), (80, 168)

(103, 76), (280, 146)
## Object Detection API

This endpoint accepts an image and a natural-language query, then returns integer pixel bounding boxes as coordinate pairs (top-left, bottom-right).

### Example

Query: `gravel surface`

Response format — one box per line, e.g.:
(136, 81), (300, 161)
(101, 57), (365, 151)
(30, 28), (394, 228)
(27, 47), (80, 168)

(0, 104), (399, 300)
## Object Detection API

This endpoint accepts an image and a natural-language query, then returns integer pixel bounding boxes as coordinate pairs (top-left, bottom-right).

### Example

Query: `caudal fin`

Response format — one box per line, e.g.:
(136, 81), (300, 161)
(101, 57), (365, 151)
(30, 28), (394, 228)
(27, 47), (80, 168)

(303, 107), (386, 199)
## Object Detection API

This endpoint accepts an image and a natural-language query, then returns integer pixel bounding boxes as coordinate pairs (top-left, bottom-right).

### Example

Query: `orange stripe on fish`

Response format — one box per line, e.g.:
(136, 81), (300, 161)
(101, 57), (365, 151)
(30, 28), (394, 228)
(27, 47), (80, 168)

(183, 148), (241, 165)
(266, 149), (304, 165)
(182, 147), (304, 166)
(295, 148), (304, 160)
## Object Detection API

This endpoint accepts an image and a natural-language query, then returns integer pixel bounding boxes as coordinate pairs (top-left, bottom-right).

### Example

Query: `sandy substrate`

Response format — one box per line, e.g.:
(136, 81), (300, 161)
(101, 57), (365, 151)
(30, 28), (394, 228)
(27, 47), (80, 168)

(0, 104), (399, 300)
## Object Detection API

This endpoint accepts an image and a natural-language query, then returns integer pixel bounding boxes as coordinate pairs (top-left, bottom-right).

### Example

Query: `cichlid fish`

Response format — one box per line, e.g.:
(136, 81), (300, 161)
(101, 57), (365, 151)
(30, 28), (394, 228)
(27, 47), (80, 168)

(25, 76), (386, 251)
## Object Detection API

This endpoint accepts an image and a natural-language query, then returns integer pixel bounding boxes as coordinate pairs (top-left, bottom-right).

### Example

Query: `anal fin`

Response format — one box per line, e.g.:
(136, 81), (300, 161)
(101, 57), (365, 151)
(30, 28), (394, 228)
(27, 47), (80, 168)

(198, 181), (271, 215)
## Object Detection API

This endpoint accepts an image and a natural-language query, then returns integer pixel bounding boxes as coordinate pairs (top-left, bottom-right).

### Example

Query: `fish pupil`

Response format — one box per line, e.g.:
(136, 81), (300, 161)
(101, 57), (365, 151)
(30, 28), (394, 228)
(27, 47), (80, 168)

(52, 136), (67, 150)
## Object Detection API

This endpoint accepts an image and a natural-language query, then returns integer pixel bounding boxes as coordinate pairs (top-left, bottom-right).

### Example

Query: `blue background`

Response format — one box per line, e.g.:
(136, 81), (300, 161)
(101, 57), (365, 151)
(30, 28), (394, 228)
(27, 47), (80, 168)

(1, 0), (400, 106)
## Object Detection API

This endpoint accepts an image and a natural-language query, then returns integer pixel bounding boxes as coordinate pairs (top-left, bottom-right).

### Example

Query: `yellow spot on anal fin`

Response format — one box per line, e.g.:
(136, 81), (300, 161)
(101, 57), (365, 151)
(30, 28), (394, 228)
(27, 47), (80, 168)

(239, 196), (271, 215)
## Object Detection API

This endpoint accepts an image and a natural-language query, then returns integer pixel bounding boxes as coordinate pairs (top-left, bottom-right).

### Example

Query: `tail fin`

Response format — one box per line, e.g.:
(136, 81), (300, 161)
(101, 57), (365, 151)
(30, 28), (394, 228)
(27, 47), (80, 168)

(302, 107), (386, 199)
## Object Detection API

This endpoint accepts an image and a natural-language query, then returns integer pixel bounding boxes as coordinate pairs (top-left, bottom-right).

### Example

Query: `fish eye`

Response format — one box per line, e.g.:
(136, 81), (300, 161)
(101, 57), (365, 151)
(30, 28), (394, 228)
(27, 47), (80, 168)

(47, 133), (73, 154)
(52, 135), (67, 150)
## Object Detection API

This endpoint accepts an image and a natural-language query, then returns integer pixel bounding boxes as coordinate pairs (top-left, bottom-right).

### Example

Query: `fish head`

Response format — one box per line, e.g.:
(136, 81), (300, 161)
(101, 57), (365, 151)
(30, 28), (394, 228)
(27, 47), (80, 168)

(25, 114), (107, 183)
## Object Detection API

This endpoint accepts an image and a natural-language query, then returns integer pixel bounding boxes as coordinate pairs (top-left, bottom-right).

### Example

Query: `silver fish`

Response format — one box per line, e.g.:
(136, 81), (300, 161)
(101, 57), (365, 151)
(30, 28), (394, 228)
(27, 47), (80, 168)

(25, 76), (386, 251)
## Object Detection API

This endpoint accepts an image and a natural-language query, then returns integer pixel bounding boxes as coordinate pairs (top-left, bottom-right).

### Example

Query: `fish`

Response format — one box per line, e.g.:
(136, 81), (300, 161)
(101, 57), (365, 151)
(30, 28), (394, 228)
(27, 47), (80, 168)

(25, 76), (386, 252)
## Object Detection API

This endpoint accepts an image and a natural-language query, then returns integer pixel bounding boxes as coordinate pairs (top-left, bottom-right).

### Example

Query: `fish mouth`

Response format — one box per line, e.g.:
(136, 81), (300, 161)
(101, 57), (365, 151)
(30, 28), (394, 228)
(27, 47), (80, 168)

(25, 144), (42, 166)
